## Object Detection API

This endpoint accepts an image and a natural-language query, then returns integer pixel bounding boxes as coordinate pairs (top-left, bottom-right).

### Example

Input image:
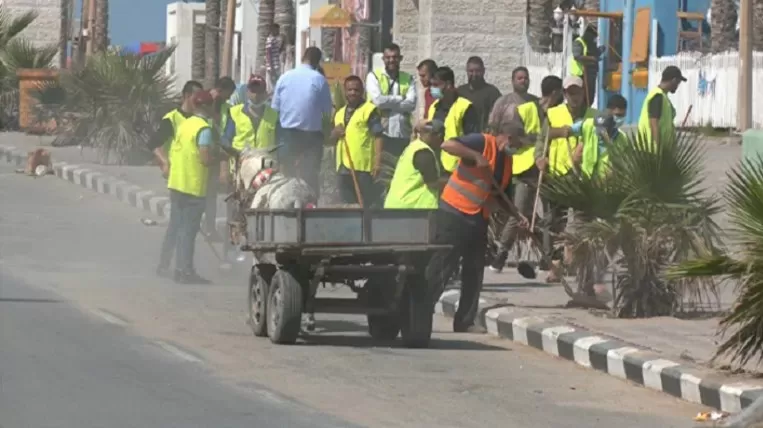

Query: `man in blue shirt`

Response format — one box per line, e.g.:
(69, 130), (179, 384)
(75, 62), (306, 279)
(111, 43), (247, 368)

(271, 46), (333, 198)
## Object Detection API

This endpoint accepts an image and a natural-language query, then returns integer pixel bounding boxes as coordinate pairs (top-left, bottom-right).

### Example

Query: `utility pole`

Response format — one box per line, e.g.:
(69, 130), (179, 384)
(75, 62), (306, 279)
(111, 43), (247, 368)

(76, 0), (90, 63)
(85, 0), (96, 57)
(221, 0), (236, 77)
(738, 0), (752, 131)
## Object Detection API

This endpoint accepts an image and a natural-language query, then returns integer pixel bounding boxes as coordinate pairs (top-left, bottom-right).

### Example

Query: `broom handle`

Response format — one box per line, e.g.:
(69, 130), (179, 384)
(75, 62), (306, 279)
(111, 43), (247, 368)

(341, 138), (365, 208)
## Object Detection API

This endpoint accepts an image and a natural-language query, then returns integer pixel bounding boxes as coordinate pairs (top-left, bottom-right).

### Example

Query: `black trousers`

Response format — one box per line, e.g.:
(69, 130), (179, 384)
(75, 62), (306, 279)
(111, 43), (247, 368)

(426, 208), (487, 330)
(338, 171), (379, 207)
(582, 70), (597, 107)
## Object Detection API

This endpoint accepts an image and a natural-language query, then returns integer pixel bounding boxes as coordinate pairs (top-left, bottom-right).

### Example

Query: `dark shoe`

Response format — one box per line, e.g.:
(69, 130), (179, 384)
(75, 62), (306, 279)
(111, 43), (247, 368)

(453, 324), (487, 334)
(174, 271), (212, 285)
(156, 265), (171, 278)
(489, 251), (508, 273)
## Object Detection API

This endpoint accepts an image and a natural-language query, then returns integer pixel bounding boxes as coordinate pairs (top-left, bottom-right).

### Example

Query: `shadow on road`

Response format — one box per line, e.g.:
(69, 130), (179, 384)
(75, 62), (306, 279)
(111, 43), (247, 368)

(0, 297), (62, 304)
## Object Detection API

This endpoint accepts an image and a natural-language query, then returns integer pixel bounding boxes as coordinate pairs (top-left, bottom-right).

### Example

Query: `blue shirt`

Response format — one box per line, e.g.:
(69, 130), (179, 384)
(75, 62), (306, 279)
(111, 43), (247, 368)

(439, 133), (511, 225)
(271, 64), (333, 132)
(197, 127), (212, 147)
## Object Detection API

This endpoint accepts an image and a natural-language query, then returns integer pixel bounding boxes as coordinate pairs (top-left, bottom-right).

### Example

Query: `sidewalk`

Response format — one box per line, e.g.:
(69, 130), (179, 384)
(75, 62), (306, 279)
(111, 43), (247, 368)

(2, 131), (761, 414)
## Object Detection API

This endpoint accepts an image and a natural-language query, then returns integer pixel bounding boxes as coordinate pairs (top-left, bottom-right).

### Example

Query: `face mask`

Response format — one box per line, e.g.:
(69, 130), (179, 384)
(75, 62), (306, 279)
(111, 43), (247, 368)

(430, 87), (443, 99)
(613, 116), (625, 128)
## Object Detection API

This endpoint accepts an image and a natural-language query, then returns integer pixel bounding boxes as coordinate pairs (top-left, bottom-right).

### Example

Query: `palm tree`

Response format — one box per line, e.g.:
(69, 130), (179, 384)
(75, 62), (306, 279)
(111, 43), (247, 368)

(710, 0), (738, 52)
(93, 0), (109, 52)
(255, 0), (275, 74)
(541, 131), (722, 316)
(527, 0), (552, 53)
(205, 0), (221, 87)
(669, 156), (763, 367)
(192, 23), (205, 80)
(274, 0), (296, 68)
(753, 0), (763, 50)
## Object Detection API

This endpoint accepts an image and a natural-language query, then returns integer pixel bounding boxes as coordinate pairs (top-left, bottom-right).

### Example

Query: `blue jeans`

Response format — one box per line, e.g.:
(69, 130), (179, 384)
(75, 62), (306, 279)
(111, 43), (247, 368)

(276, 127), (324, 198)
(159, 189), (206, 273)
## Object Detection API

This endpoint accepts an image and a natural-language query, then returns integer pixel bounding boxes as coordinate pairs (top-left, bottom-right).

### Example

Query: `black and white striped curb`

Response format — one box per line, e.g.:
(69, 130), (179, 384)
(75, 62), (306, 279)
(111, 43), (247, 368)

(0, 144), (226, 231)
(435, 289), (763, 413)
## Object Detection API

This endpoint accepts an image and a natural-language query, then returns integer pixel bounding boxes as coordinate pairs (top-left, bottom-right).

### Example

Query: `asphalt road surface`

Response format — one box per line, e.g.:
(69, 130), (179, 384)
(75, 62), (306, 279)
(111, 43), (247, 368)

(0, 162), (707, 428)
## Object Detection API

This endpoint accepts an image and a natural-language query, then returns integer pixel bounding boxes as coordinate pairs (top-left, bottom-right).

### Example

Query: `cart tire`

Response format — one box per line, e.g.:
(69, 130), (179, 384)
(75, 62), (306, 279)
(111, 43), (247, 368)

(367, 315), (400, 341)
(248, 269), (269, 337)
(400, 279), (433, 349)
(267, 269), (303, 345)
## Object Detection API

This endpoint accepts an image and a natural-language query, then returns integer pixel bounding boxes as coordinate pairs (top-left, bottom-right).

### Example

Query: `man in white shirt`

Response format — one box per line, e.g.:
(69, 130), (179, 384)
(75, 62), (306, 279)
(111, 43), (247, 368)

(365, 43), (417, 159)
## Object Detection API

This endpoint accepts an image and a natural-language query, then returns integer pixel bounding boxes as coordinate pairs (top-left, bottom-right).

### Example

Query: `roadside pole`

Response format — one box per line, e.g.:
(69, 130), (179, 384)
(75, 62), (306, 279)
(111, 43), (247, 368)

(737, 0), (752, 131)
(85, 0), (96, 57)
(221, 0), (236, 77)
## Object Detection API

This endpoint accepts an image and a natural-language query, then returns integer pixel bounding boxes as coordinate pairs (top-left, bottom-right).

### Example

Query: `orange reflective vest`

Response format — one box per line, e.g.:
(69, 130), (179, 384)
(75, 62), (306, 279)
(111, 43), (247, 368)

(441, 134), (513, 219)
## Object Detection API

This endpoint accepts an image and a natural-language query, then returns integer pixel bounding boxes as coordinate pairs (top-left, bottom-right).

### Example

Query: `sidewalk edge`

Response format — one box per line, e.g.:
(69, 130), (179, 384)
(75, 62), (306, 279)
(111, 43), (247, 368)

(435, 291), (763, 413)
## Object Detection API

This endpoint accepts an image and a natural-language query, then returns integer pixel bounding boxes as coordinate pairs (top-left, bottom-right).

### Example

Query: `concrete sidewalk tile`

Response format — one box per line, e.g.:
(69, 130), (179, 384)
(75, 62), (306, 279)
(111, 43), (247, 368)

(435, 289), (763, 412)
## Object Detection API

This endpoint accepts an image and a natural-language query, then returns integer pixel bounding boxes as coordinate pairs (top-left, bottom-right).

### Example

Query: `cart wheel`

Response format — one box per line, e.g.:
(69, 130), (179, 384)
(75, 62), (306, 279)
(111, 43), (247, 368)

(248, 269), (269, 337)
(267, 269), (303, 344)
(399, 277), (433, 349)
(365, 281), (400, 341)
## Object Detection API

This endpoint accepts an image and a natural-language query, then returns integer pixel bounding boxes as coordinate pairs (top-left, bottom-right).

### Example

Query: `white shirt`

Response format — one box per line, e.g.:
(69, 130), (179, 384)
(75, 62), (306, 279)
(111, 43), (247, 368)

(365, 69), (417, 140)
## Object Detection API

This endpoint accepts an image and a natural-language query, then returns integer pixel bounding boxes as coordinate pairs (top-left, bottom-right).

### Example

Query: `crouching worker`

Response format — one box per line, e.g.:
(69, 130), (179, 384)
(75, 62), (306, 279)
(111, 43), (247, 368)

(384, 120), (446, 209)
(426, 123), (526, 333)
(157, 90), (217, 285)
(332, 75), (384, 206)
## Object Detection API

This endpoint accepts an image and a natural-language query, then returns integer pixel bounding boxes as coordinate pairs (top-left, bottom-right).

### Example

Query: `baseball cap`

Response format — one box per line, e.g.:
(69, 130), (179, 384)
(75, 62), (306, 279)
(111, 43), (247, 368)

(247, 74), (267, 92)
(662, 66), (687, 82)
(191, 90), (214, 106)
(418, 119), (445, 134)
(563, 75), (584, 89)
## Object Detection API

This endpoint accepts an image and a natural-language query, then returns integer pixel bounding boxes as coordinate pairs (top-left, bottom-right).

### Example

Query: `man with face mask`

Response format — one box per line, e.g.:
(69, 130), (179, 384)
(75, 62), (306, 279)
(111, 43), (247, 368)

(425, 123), (526, 336)
(488, 66), (539, 133)
(578, 94), (627, 178)
(490, 75), (564, 272)
(457, 56), (502, 130)
(570, 24), (606, 107)
(535, 76), (598, 283)
(427, 66), (481, 174)
(160, 90), (217, 284)
(638, 66), (686, 150)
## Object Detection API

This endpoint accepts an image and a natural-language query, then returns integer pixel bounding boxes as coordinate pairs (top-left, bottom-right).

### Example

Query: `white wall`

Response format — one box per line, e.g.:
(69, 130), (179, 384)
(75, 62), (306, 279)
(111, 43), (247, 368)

(295, 0), (330, 60)
(239, 0), (259, 81)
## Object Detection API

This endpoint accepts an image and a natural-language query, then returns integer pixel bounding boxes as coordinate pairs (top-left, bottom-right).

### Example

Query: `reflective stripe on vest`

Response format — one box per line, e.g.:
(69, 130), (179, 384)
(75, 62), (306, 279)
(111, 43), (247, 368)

(334, 101), (377, 172)
(547, 104), (597, 176)
(167, 115), (210, 198)
(638, 87), (676, 151)
(513, 101), (542, 175)
(441, 134), (513, 218)
(427, 97), (473, 172)
(580, 118), (626, 177)
(162, 109), (187, 154)
(568, 37), (587, 77)
(384, 139), (440, 209)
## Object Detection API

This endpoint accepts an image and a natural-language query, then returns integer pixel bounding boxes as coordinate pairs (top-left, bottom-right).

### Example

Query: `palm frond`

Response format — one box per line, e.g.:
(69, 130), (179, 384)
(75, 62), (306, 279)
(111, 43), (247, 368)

(0, 8), (38, 46)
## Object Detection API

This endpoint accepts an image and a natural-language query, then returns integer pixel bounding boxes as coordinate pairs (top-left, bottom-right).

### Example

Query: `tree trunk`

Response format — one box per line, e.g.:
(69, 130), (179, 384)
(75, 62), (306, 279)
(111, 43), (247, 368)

(321, 0), (339, 57)
(527, 0), (552, 53)
(205, 0), (222, 88)
(255, 0), (275, 74)
(93, 0), (109, 52)
(710, 0), (738, 52)
(584, 0), (600, 11)
(275, 0), (296, 69)
(753, 0), (763, 51)
(192, 23), (206, 81)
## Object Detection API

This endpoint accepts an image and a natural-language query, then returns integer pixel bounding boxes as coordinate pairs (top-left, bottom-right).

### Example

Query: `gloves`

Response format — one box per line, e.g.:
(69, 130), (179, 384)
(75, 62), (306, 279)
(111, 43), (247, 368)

(570, 120), (584, 135)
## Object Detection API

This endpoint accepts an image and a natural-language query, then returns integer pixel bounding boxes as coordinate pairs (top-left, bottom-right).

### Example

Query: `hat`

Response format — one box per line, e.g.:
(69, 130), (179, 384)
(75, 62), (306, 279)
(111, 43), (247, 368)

(247, 74), (267, 92)
(191, 90), (214, 106)
(662, 66), (687, 82)
(594, 112), (615, 130)
(418, 119), (445, 134)
(563, 75), (584, 89)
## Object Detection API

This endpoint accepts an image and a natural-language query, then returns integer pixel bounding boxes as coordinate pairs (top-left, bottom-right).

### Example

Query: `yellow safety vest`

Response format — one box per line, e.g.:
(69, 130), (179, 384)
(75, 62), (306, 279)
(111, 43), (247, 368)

(161, 109), (187, 154)
(369, 69), (413, 126)
(384, 139), (440, 209)
(334, 101), (377, 172)
(547, 104), (597, 176)
(427, 97), (473, 172)
(638, 86), (676, 151)
(513, 101), (543, 175)
(167, 115), (210, 198)
(228, 103), (278, 151)
(568, 37), (587, 77)
(580, 118), (627, 177)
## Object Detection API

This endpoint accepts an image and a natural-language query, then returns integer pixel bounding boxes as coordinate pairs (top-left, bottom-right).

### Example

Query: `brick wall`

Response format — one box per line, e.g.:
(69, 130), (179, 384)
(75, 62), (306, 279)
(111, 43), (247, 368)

(393, 0), (526, 92)
(3, 0), (63, 65)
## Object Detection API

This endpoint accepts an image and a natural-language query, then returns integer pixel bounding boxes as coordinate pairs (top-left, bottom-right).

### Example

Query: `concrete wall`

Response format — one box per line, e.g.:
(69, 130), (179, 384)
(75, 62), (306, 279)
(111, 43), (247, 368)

(2, 0), (63, 65)
(393, 0), (527, 92)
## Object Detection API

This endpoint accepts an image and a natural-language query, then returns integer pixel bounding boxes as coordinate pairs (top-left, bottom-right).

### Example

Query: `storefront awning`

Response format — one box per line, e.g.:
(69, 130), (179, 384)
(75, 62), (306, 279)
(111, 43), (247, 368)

(309, 5), (353, 28)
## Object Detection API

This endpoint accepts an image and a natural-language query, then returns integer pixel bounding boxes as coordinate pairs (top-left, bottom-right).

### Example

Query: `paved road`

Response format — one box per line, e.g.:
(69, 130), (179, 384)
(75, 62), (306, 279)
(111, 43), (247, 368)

(0, 162), (707, 428)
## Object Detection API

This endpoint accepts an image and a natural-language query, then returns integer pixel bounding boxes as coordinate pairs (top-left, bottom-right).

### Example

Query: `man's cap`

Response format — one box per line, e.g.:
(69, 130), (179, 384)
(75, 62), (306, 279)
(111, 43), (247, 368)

(563, 75), (584, 89)
(662, 65), (687, 82)
(418, 119), (445, 134)
(247, 74), (267, 92)
(191, 90), (214, 106)
(594, 112), (615, 129)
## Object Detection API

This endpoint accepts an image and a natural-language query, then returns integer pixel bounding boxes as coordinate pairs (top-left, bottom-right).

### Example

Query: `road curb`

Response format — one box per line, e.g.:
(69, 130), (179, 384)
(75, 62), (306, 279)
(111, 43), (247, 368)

(0, 144), (227, 231)
(435, 290), (763, 413)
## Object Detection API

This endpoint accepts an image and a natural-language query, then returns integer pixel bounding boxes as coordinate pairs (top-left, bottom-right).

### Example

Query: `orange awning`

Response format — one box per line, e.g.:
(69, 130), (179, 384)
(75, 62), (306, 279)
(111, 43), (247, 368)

(309, 5), (353, 28)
